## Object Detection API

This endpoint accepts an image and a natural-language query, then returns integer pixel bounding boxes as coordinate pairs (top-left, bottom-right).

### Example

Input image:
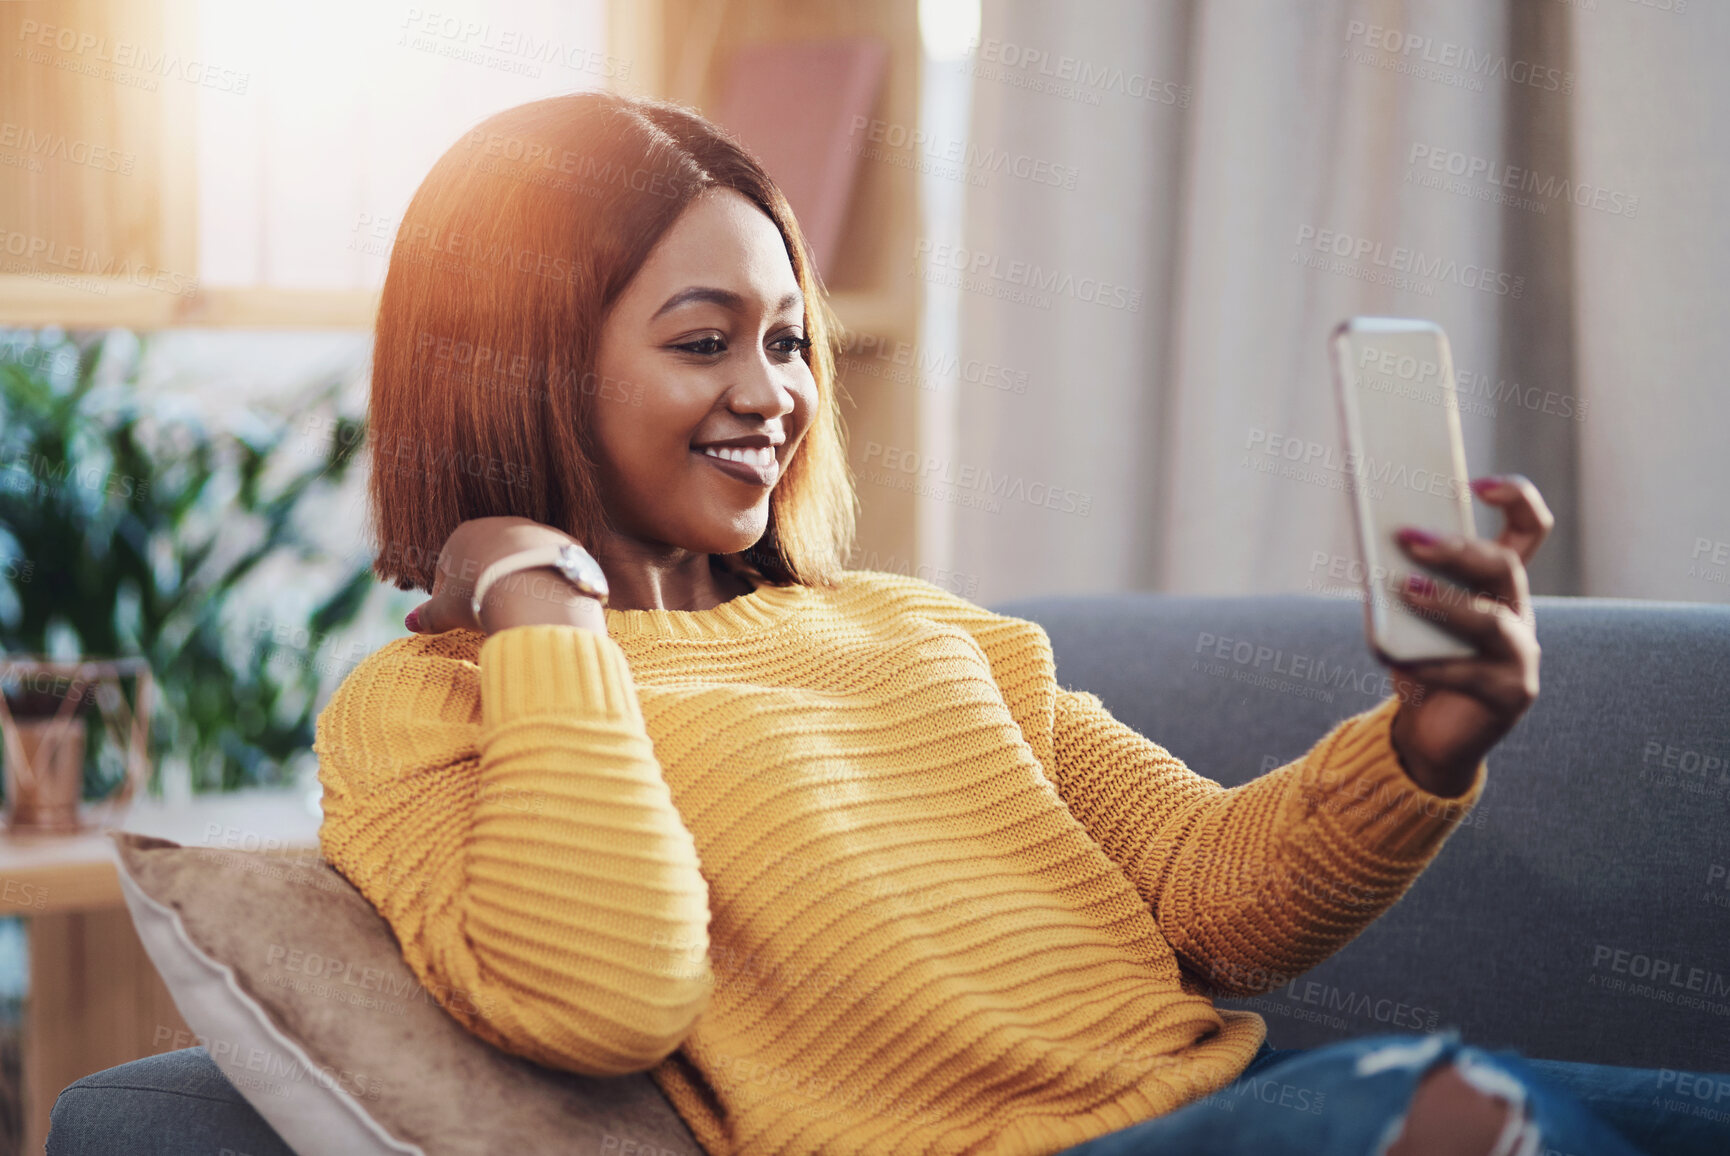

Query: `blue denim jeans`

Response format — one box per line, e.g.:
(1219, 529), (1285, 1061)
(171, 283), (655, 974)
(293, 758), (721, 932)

(1054, 1032), (1730, 1156)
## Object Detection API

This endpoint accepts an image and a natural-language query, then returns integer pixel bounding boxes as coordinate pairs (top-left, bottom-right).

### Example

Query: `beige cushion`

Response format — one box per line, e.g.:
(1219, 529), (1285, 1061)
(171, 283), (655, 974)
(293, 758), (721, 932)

(113, 831), (706, 1156)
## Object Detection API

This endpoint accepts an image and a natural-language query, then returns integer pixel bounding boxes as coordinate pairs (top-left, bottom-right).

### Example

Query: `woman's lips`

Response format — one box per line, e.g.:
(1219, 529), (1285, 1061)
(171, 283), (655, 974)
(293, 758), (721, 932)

(694, 449), (778, 486)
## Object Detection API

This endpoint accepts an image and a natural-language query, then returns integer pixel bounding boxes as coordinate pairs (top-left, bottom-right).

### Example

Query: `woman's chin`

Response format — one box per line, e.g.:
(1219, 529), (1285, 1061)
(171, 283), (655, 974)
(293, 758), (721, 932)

(682, 514), (769, 558)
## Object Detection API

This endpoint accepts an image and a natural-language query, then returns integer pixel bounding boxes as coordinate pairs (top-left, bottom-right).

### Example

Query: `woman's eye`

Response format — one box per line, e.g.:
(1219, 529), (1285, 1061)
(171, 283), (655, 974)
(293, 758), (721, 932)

(675, 336), (726, 356)
(770, 334), (812, 359)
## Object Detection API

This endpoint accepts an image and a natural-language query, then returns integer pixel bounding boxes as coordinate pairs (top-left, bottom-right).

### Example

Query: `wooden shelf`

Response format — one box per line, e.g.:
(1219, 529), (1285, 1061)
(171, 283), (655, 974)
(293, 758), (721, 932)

(0, 281), (915, 340)
(0, 281), (382, 331)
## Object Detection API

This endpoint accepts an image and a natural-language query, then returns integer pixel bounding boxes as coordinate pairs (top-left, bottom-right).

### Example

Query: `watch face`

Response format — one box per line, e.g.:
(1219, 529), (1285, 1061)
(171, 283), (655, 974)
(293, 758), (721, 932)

(556, 544), (608, 594)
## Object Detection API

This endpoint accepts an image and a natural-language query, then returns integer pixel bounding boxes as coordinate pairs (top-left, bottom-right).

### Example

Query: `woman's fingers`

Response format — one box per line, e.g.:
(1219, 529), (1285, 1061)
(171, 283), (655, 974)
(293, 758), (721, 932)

(1388, 650), (1539, 711)
(405, 517), (585, 637)
(404, 534), (481, 635)
(1390, 577), (1541, 714)
(1396, 531), (1529, 614)
(1469, 474), (1554, 565)
(1395, 579), (1527, 657)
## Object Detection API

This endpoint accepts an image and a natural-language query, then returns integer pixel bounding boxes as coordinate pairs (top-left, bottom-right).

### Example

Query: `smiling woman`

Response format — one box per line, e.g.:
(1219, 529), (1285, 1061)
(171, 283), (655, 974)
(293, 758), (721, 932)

(46, 87), (1730, 1156)
(365, 91), (856, 611)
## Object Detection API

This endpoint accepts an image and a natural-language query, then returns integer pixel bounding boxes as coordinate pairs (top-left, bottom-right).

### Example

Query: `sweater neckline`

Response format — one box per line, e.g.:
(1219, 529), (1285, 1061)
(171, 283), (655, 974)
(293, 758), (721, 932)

(602, 579), (809, 641)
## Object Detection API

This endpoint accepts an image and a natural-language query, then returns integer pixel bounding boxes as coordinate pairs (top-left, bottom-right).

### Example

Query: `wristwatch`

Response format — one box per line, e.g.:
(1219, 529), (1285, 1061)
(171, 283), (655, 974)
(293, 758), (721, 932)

(471, 542), (609, 620)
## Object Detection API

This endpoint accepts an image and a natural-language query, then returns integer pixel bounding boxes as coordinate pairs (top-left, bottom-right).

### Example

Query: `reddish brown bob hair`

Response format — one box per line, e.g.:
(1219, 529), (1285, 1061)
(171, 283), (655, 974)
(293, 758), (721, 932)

(367, 91), (857, 593)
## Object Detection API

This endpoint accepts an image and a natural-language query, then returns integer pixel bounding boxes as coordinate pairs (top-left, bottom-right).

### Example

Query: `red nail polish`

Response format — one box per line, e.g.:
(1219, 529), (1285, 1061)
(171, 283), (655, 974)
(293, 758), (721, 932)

(1396, 527), (1438, 547)
(1406, 573), (1436, 595)
(405, 608), (421, 632)
(1470, 476), (1506, 496)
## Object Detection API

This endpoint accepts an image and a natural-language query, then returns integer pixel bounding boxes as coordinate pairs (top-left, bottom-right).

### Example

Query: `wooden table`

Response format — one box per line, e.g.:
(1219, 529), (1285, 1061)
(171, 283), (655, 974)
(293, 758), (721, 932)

(0, 789), (321, 1155)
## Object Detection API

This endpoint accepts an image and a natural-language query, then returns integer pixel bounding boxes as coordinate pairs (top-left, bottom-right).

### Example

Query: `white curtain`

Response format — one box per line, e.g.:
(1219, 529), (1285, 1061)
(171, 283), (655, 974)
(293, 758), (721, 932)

(943, 0), (1728, 604)
(1569, 3), (1730, 601)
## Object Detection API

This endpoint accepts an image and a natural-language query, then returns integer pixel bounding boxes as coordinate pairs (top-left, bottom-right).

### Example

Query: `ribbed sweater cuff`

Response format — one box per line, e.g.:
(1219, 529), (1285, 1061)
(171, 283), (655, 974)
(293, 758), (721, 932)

(478, 625), (643, 729)
(1303, 695), (1487, 861)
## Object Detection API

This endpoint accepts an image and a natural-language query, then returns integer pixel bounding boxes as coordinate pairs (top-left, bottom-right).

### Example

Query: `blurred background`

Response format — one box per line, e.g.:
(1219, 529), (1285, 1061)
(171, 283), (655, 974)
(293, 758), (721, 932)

(0, 0), (1724, 1151)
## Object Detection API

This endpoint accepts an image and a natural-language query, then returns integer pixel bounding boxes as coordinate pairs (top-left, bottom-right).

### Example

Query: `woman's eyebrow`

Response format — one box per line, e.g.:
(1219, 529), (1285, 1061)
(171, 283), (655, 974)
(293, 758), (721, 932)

(651, 287), (804, 321)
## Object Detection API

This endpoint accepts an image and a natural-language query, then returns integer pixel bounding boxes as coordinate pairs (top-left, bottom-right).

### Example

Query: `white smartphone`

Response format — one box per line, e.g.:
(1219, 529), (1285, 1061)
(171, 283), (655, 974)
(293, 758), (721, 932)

(1329, 317), (1477, 664)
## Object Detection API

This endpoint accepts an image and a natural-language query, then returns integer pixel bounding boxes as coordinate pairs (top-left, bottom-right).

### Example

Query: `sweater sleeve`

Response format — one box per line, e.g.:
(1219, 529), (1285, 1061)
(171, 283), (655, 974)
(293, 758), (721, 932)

(1045, 687), (1486, 996)
(903, 578), (1487, 999)
(312, 624), (714, 1077)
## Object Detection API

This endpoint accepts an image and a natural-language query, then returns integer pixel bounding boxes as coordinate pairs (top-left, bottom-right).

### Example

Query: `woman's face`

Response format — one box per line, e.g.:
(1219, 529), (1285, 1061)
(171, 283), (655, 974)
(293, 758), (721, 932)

(588, 188), (816, 559)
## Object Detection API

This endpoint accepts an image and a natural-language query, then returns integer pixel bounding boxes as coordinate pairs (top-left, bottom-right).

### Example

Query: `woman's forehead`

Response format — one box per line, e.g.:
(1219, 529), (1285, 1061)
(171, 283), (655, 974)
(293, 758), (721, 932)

(630, 189), (800, 308)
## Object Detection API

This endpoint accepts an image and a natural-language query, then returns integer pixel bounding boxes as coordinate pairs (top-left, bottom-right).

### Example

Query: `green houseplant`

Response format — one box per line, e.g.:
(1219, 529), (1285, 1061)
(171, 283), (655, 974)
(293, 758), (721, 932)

(0, 328), (377, 799)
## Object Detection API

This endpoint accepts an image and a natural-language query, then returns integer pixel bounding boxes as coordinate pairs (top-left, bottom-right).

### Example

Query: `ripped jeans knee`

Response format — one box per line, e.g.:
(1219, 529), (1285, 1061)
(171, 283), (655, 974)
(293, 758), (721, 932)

(1050, 1029), (1683, 1156)
(1358, 1033), (1542, 1156)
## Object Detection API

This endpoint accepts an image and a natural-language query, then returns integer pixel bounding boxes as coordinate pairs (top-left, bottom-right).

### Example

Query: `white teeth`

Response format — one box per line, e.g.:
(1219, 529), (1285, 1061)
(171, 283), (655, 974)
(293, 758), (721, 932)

(700, 445), (774, 467)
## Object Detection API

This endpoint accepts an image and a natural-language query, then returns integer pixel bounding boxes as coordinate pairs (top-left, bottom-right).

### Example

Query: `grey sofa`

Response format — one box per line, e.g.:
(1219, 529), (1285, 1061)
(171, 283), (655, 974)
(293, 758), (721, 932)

(992, 592), (1730, 1074)
(50, 593), (1730, 1153)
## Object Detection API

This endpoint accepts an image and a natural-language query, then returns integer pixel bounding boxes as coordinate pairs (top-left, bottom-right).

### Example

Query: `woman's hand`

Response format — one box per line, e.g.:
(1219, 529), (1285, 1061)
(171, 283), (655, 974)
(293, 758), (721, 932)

(1385, 475), (1555, 796)
(404, 516), (608, 636)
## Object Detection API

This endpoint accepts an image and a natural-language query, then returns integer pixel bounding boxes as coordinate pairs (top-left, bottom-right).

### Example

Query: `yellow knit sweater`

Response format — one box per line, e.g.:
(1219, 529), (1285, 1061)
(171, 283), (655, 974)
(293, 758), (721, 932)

(314, 569), (1485, 1156)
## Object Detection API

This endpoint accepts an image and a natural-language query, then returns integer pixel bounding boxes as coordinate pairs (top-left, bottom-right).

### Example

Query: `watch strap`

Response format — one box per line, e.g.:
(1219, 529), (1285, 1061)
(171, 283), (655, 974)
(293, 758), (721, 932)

(471, 543), (606, 619)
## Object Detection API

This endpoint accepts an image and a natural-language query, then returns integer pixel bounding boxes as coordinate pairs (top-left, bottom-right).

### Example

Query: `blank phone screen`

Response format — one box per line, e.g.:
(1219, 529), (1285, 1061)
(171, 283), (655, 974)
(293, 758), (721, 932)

(1331, 319), (1477, 662)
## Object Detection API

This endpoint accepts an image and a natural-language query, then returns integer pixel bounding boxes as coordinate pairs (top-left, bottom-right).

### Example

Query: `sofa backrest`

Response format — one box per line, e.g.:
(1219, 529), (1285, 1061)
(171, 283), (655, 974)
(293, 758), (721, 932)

(989, 593), (1730, 1073)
